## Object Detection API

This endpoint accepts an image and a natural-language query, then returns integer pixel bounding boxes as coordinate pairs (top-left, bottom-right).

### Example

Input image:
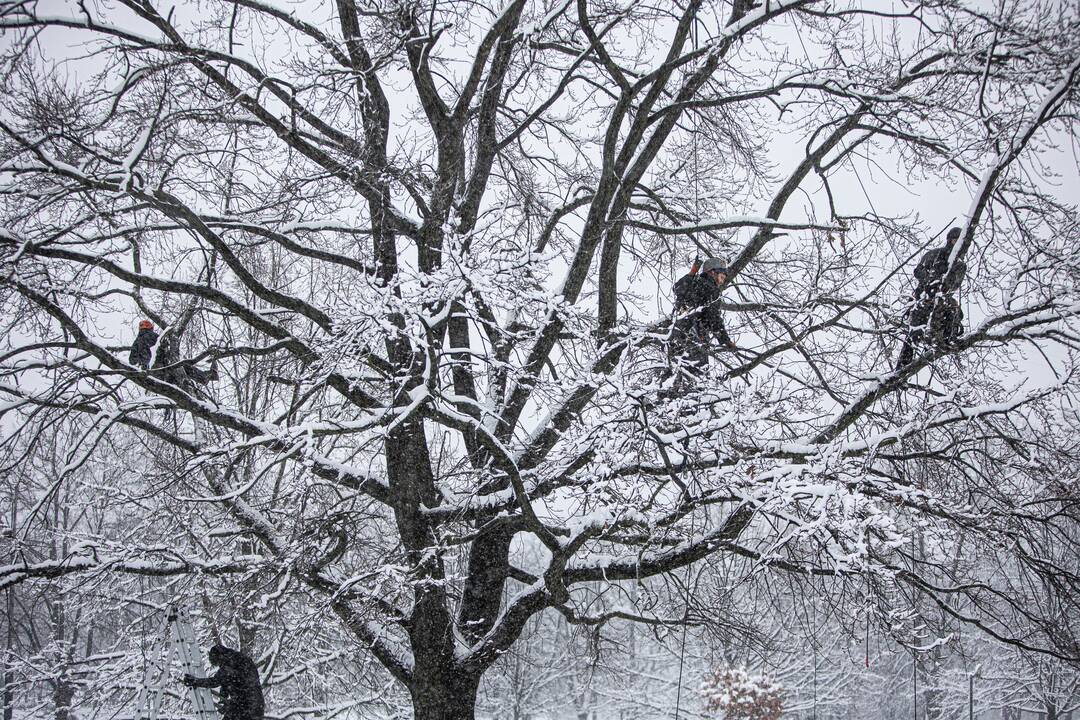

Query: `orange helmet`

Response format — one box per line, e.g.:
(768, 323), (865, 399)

(138, 319), (154, 330)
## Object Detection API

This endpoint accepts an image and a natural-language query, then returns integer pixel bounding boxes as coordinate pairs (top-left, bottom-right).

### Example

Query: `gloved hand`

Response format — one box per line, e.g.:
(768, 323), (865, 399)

(182, 674), (197, 688)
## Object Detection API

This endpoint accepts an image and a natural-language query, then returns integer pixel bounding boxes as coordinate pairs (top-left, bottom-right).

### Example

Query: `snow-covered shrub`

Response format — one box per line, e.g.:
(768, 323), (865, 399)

(700, 667), (783, 720)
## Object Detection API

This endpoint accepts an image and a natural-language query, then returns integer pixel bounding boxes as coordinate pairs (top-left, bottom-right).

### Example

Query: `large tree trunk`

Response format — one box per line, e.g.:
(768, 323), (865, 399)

(411, 671), (481, 720)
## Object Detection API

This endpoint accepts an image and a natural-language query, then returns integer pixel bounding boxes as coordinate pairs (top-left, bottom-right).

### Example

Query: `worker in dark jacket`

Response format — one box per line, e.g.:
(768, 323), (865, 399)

(127, 319), (217, 391)
(914, 227), (966, 298)
(128, 320), (158, 369)
(897, 228), (966, 369)
(668, 257), (735, 385)
(183, 645), (264, 720)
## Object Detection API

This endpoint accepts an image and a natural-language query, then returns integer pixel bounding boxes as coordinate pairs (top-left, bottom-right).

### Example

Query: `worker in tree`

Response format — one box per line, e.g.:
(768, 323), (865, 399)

(897, 227), (966, 369)
(127, 319), (217, 391)
(183, 644), (264, 720)
(666, 256), (735, 388)
(128, 319), (159, 370)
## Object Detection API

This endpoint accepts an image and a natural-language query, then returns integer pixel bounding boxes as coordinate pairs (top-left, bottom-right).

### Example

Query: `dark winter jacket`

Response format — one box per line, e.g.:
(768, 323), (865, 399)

(186, 647), (264, 720)
(128, 328), (159, 369)
(673, 272), (732, 346)
(914, 244), (966, 297)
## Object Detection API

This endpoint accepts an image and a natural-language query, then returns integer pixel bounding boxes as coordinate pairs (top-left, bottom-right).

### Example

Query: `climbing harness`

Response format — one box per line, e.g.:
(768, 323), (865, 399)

(135, 606), (220, 720)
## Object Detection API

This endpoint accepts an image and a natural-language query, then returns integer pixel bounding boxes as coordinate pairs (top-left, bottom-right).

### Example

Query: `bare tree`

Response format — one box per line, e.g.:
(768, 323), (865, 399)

(1, 1), (1079, 718)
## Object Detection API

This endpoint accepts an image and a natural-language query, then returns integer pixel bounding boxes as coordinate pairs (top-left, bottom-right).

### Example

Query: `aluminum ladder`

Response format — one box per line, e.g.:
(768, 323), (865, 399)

(135, 606), (220, 720)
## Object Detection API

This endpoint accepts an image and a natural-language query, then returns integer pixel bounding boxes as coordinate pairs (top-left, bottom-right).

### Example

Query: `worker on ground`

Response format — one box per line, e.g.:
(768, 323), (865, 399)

(128, 320), (159, 370)
(896, 228), (966, 369)
(666, 256), (735, 390)
(183, 644), (264, 720)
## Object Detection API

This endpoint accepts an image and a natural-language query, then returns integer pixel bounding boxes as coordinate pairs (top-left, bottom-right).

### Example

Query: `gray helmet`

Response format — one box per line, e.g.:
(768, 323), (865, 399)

(208, 645), (229, 665)
(701, 257), (728, 275)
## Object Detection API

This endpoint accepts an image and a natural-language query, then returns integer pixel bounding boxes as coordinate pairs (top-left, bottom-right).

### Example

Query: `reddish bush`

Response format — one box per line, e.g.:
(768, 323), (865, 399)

(699, 667), (784, 720)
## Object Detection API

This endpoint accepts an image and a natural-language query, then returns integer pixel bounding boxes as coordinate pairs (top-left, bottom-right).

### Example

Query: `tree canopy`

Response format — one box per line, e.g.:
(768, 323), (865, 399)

(1, 1), (1078, 718)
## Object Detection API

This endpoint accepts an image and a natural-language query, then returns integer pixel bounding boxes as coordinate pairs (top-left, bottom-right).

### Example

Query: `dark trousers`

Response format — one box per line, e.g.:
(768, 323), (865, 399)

(897, 294), (963, 368)
(662, 320), (711, 395)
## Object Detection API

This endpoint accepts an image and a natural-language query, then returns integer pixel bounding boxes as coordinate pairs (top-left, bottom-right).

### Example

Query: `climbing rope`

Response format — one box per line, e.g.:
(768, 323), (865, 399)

(672, 16), (701, 720)
(673, 568), (692, 720)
